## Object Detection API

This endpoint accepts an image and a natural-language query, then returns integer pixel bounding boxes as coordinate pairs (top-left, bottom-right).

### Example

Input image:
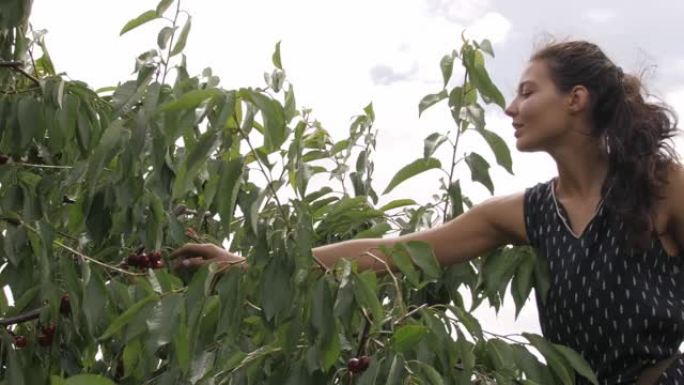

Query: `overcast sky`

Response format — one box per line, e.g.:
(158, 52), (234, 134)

(30, 0), (684, 342)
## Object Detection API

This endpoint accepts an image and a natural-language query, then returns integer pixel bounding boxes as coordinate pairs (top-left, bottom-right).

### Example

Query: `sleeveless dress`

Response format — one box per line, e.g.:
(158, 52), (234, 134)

(524, 178), (684, 385)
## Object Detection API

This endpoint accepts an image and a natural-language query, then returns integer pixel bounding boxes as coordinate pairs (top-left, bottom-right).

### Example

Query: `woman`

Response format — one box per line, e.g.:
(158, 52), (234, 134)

(172, 41), (684, 385)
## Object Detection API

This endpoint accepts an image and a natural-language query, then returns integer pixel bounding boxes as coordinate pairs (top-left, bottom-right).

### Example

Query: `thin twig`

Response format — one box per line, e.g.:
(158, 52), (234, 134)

(161, 0), (182, 85)
(442, 68), (468, 222)
(393, 304), (427, 326)
(0, 61), (40, 88)
(0, 306), (44, 326)
(20, 221), (145, 276)
(362, 249), (404, 312)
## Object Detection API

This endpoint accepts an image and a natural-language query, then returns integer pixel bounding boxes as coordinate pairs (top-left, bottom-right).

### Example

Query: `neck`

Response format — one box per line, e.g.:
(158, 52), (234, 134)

(548, 135), (609, 200)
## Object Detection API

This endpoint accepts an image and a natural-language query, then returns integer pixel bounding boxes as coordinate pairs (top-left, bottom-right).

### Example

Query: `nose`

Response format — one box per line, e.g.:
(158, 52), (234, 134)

(504, 99), (517, 118)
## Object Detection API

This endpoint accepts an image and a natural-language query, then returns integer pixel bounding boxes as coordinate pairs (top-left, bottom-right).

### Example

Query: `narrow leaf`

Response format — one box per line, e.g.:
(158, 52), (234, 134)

(554, 344), (599, 385)
(383, 158), (441, 194)
(170, 16), (192, 56)
(465, 152), (493, 194)
(99, 295), (158, 340)
(418, 89), (448, 117)
(476, 128), (512, 174)
(120, 10), (158, 35)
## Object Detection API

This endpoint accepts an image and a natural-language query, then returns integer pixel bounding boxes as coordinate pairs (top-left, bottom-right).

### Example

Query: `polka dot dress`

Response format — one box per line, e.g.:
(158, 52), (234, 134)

(524, 178), (684, 385)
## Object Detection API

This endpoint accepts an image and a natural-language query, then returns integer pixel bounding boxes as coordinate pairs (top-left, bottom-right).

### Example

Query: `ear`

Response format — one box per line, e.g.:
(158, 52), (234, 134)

(566, 85), (590, 114)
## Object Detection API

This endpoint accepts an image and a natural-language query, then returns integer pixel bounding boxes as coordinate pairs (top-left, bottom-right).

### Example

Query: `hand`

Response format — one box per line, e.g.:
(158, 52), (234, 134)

(170, 243), (247, 272)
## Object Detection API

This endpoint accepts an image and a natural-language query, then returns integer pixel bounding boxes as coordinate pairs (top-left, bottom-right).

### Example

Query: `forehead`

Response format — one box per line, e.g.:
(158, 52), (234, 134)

(518, 60), (555, 87)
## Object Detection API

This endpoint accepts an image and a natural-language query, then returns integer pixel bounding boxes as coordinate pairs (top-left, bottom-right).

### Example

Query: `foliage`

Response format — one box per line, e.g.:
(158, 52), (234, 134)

(0, 1), (597, 384)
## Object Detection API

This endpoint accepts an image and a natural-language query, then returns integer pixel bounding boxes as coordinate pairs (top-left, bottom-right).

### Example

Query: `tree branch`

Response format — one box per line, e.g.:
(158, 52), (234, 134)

(0, 306), (43, 326)
(0, 60), (41, 88)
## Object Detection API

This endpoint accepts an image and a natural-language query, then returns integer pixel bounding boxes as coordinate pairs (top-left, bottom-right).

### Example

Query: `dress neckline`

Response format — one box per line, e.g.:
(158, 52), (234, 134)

(549, 177), (612, 240)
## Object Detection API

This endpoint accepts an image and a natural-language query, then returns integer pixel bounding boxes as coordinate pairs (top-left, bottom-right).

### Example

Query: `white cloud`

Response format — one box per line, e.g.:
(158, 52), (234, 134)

(582, 9), (618, 23)
(465, 12), (512, 44)
(428, 0), (492, 22)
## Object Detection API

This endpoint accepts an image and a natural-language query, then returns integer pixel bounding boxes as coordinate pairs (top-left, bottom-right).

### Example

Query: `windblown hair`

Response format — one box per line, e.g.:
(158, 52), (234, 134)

(532, 40), (681, 250)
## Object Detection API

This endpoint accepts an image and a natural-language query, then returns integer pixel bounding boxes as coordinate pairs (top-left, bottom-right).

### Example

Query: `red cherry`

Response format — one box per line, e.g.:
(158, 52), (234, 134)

(0, 154), (8, 165)
(60, 293), (71, 315)
(13, 335), (27, 348)
(38, 333), (52, 346)
(347, 357), (360, 373)
(149, 251), (161, 261)
(358, 356), (371, 371)
(42, 323), (56, 337)
(152, 259), (165, 269)
(139, 254), (150, 268)
(126, 254), (141, 267)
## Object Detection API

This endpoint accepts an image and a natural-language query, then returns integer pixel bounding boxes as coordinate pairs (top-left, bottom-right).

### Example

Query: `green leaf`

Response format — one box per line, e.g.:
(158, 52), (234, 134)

(523, 333), (574, 385)
(478, 39), (494, 57)
(172, 128), (220, 199)
(402, 241), (441, 280)
(452, 305), (483, 340)
(511, 248), (535, 318)
(99, 295), (158, 340)
(353, 272), (383, 330)
(120, 10), (158, 35)
(418, 89), (448, 117)
(353, 222), (392, 239)
(440, 54), (454, 87)
(17, 96), (43, 150)
(241, 89), (287, 152)
(156, 0), (174, 14)
(554, 344), (599, 385)
(261, 260), (292, 321)
(532, 248), (551, 306)
(476, 128), (512, 174)
(468, 51), (505, 109)
(157, 26), (174, 50)
(65, 374), (117, 385)
(448, 180), (464, 218)
(416, 362), (446, 385)
(175, 319), (191, 375)
(393, 324), (428, 353)
(511, 344), (555, 384)
(160, 89), (221, 112)
(385, 355), (405, 385)
(423, 132), (448, 159)
(383, 157), (441, 194)
(170, 16), (192, 56)
(387, 245), (420, 287)
(379, 199), (417, 212)
(217, 157), (244, 232)
(465, 152), (493, 194)
(272, 41), (283, 69)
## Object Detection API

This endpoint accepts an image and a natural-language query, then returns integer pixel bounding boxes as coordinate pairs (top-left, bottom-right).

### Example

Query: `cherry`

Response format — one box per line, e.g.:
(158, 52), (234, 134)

(0, 154), (8, 165)
(151, 259), (165, 269)
(126, 253), (142, 266)
(347, 357), (360, 373)
(60, 293), (71, 315)
(358, 356), (371, 371)
(13, 335), (27, 348)
(38, 333), (52, 346)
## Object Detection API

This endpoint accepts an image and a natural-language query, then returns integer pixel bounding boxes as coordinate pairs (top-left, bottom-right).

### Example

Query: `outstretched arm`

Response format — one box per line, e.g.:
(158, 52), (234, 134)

(172, 191), (528, 273)
(314, 191), (528, 271)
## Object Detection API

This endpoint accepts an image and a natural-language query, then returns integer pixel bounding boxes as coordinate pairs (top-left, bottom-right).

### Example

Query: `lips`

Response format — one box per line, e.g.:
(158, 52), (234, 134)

(513, 123), (523, 137)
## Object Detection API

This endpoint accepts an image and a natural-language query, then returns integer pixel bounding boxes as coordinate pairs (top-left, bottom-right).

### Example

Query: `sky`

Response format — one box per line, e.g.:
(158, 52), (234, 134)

(30, 1), (684, 344)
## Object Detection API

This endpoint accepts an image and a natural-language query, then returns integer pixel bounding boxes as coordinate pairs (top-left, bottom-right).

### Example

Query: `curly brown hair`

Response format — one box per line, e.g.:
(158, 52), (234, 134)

(531, 40), (681, 249)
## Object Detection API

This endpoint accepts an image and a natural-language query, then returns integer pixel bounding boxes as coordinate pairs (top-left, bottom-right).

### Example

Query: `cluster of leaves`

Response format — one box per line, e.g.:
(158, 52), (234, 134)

(0, 1), (599, 384)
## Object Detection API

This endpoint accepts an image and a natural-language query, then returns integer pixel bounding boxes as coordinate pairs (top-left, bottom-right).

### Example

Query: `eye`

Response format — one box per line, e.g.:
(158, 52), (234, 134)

(519, 90), (533, 98)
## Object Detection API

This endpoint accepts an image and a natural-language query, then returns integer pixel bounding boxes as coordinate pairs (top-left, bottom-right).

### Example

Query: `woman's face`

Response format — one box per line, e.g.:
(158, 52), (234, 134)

(505, 60), (572, 152)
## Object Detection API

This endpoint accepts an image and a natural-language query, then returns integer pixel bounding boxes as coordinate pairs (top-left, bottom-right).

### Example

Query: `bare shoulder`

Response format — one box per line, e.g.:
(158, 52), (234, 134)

(476, 191), (528, 245)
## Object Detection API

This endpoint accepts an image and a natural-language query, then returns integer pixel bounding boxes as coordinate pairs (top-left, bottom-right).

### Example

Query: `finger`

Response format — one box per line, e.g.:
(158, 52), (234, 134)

(173, 256), (205, 271)
(169, 243), (213, 260)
